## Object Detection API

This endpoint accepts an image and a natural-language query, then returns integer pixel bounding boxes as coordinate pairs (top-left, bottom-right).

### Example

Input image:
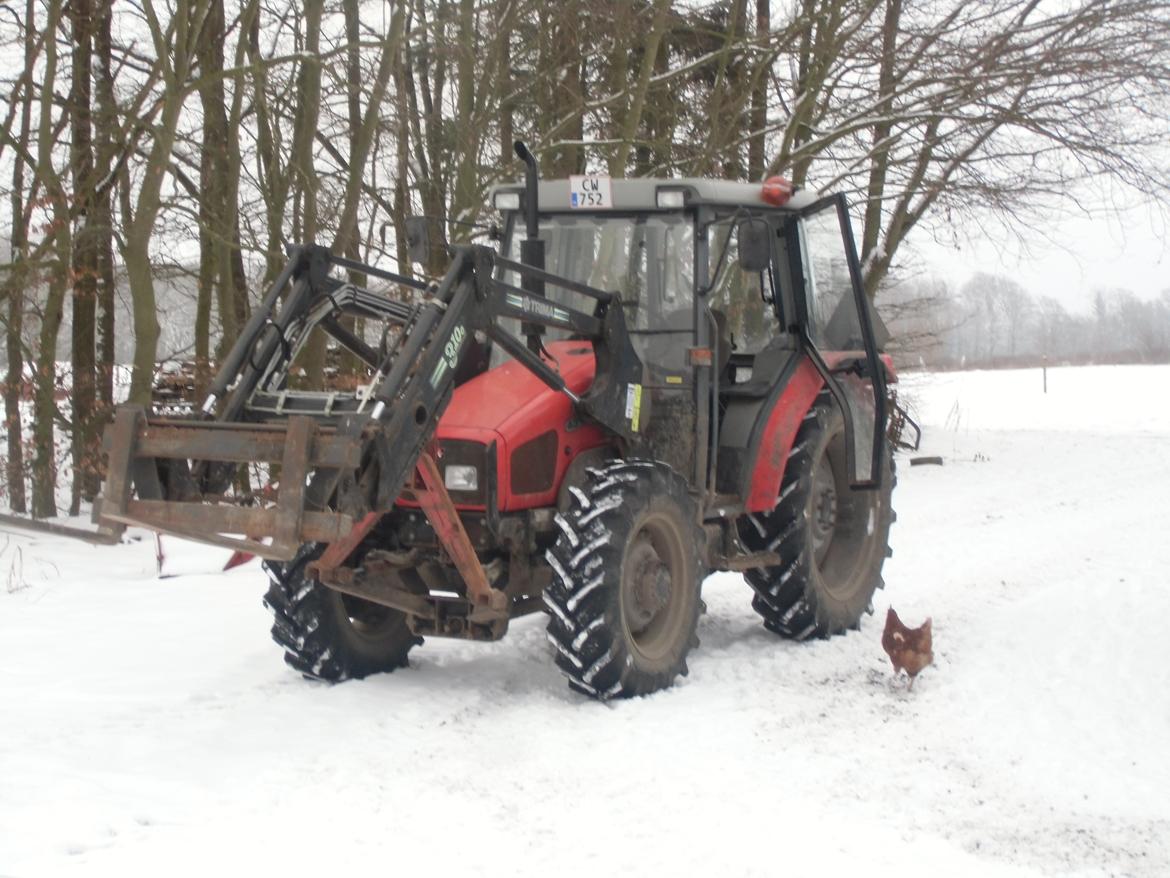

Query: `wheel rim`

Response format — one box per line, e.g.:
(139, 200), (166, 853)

(812, 431), (879, 600)
(810, 454), (837, 564)
(338, 592), (398, 642)
(620, 511), (689, 663)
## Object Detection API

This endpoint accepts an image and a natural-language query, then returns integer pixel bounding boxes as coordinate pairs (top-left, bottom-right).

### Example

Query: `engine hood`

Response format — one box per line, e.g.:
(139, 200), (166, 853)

(439, 341), (597, 433)
(435, 340), (607, 511)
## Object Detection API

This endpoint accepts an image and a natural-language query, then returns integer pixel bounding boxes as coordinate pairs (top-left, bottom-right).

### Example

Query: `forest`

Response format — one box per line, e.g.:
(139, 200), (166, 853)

(2, 0), (1170, 517)
(882, 273), (1170, 369)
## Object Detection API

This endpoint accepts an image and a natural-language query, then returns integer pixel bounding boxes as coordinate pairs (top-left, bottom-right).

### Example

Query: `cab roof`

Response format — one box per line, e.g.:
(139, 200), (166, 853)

(489, 177), (819, 213)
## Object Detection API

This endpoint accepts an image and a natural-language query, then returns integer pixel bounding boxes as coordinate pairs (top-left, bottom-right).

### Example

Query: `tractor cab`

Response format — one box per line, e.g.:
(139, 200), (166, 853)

(487, 173), (888, 498)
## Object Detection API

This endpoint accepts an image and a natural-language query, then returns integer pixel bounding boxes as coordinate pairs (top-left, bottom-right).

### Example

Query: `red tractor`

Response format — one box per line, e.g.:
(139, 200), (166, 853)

(96, 143), (900, 699)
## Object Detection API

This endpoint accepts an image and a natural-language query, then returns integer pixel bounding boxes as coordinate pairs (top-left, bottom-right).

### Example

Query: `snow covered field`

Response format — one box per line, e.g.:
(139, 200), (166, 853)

(2, 364), (1168, 877)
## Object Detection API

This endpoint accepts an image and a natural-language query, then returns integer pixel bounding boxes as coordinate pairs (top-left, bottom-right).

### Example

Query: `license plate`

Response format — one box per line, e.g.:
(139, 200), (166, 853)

(569, 175), (613, 209)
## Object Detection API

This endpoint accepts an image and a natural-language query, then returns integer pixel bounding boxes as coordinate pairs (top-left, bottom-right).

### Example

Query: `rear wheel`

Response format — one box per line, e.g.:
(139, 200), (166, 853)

(544, 460), (704, 699)
(741, 393), (894, 639)
(262, 544), (420, 681)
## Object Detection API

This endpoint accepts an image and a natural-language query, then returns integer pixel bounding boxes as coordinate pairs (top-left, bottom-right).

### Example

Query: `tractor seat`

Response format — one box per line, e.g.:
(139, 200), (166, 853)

(720, 337), (797, 398)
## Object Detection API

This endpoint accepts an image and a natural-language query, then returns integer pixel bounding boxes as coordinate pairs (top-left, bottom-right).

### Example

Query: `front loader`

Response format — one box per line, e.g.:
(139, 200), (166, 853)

(96, 142), (906, 698)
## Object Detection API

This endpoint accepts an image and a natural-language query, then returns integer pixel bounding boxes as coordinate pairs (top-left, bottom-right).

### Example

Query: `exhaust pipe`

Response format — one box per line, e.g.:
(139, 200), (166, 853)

(513, 141), (546, 352)
(514, 140), (540, 241)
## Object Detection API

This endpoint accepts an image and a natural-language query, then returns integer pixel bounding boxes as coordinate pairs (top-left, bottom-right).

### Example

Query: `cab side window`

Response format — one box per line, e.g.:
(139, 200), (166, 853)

(798, 208), (864, 350)
(707, 219), (780, 355)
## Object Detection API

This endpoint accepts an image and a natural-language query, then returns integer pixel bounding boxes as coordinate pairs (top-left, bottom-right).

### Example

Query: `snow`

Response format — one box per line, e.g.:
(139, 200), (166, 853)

(3, 363), (1169, 877)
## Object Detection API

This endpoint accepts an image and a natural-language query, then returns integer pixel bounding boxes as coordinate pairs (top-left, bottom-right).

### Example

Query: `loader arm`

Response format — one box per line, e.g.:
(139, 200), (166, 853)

(95, 244), (644, 561)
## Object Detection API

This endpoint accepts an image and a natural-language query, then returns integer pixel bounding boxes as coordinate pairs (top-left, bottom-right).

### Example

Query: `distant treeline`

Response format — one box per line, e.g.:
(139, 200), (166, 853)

(880, 272), (1170, 370)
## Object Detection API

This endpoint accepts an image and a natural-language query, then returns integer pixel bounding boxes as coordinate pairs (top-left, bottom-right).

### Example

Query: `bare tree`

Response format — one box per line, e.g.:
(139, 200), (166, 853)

(69, 0), (99, 511)
(4, 0), (1169, 518)
(29, 0), (71, 517)
(122, 0), (213, 405)
(1, 0), (37, 514)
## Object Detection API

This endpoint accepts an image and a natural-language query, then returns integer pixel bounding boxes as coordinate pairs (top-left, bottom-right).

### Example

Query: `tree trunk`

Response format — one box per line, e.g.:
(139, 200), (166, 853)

(546, 1), (584, 179)
(860, 0), (902, 295)
(204, 0), (247, 363)
(332, 0), (403, 374)
(409, 0), (452, 276)
(775, 0), (841, 186)
(30, 0), (69, 518)
(393, 25), (414, 274)
(196, 0), (231, 393)
(3, 284), (25, 514)
(449, 0), (481, 229)
(124, 91), (186, 405)
(608, 0), (673, 177)
(32, 235), (69, 518)
(334, 0), (366, 379)
(332, 1), (402, 256)
(123, 240), (161, 407)
(288, 0), (326, 383)
(2, 0), (36, 514)
(245, 0), (287, 287)
(699, 0), (749, 178)
(70, 0), (99, 511)
(126, 0), (208, 405)
(194, 202), (213, 398)
(499, 18), (513, 168)
(94, 0), (116, 419)
(747, 0), (770, 180)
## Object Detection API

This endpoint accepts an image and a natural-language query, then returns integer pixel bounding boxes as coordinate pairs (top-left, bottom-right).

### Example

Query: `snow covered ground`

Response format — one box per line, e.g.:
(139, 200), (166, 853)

(2, 364), (1168, 877)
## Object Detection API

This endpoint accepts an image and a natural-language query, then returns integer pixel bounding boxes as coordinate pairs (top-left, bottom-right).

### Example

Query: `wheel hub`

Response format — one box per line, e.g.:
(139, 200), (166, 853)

(624, 537), (672, 633)
(341, 593), (396, 639)
(811, 455), (837, 561)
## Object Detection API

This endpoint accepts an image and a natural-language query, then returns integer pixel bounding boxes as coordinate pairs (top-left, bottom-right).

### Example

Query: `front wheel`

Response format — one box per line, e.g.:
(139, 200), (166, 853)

(263, 544), (420, 681)
(544, 461), (704, 699)
(741, 393), (895, 639)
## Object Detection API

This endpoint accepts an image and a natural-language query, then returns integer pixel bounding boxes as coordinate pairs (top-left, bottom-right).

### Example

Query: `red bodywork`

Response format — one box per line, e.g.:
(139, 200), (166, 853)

(226, 346), (894, 568)
(744, 356), (826, 512)
(431, 343), (896, 517)
(744, 351), (897, 513)
(432, 340), (609, 511)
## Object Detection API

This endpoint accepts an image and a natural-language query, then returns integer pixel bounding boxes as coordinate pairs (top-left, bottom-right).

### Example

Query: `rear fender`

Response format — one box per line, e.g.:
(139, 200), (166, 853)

(742, 356), (825, 513)
(739, 352), (893, 512)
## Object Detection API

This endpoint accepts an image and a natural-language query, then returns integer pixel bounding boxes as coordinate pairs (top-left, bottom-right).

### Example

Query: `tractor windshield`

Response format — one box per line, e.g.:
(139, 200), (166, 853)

(498, 213), (695, 371)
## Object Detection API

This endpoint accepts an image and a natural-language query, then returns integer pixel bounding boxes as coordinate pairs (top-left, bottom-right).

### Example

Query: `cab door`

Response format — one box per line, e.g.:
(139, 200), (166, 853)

(793, 195), (887, 489)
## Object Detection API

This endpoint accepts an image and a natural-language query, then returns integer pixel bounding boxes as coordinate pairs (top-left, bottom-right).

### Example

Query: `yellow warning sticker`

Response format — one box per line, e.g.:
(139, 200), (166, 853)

(625, 382), (643, 432)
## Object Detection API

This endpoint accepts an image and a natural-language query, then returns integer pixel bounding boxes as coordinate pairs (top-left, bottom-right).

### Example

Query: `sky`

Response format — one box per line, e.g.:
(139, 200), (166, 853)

(912, 199), (1169, 312)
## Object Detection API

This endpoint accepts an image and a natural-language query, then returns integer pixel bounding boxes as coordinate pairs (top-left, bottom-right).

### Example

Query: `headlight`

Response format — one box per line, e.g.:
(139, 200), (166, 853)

(494, 191), (521, 211)
(444, 464), (478, 492)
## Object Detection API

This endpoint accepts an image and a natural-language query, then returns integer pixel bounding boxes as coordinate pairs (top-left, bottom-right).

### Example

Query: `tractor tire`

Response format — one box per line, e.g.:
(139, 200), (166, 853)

(262, 544), (420, 681)
(544, 460), (704, 699)
(741, 392), (895, 639)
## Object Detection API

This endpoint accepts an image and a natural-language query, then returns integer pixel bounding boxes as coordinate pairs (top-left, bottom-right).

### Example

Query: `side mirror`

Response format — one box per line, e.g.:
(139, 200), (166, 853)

(737, 218), (771, 273)
(405, 215), (430, 265)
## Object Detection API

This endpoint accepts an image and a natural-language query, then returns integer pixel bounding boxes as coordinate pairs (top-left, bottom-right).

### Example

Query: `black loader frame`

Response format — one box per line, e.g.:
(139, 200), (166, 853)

(96, 238), (647, 612)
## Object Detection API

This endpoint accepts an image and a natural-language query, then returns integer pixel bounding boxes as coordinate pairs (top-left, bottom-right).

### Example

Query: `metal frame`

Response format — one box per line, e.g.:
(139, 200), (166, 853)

(96, 241), (645, 572)
(790, 194), (887, 490)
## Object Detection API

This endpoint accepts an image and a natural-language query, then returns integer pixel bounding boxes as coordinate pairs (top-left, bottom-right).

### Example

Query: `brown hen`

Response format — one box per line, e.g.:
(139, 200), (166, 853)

(881, 607), (933, 689)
